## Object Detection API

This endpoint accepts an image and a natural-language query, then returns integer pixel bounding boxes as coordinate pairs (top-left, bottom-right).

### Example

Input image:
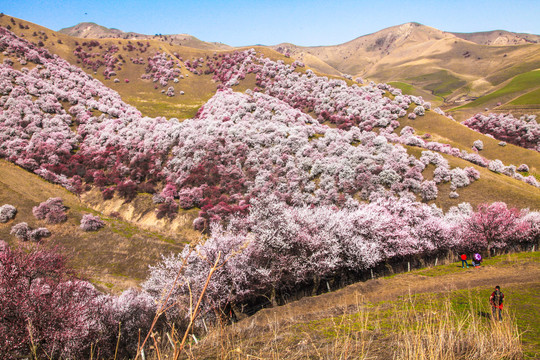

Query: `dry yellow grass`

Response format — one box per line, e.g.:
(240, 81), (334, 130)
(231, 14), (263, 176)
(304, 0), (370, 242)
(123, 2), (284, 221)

(148, 252), (539, 359)
(0, 160), (188, 293)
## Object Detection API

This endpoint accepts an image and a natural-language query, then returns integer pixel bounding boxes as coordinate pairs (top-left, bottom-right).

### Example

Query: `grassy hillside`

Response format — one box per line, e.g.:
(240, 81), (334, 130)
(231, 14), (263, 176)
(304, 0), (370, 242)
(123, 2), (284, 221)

(452, 69), (540, 111)
(398, 112), (540, 174)
(388, 81), (444, 105)
(406, 70), (467, 98)
(0, 160), (188, 293)
(0, 15), (292, 120)
(509, 87), (540, 106)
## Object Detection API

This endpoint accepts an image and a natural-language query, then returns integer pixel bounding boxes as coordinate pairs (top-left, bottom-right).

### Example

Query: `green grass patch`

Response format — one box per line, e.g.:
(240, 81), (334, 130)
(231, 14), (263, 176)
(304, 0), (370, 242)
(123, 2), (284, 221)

(453, 70), (540, 110)
(293, 252), (539, 358)
(383, 252), (539, 279)
(407, 70), (466, 98)
(388, 81), (444, 104)
(388, 81), (415, 94)
(510, 87), (540, 105)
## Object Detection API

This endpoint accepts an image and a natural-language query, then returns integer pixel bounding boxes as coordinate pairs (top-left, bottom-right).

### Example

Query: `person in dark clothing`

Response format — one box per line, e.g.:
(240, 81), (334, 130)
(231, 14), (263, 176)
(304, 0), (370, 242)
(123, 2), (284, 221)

(489, 285), (504, 321)
(472, 253), (482, 267)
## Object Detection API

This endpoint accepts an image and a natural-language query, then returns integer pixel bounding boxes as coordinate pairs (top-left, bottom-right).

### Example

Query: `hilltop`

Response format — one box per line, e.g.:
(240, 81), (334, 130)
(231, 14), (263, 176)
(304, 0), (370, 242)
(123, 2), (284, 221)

(271, 22), (540, 118)
(59, 21), (232, 50)
(451, 29), (540, 45)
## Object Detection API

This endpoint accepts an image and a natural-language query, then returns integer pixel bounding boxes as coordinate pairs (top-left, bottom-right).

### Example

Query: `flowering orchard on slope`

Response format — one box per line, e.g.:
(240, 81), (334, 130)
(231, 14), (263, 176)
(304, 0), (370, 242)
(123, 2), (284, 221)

(463, 113), (540, 152)
(186, 48), (537, 187)
(1, 25), (536, 225)
(144, 197), (539, 316)
(1, 25), (540, 356)
(0, 26), (489, 227)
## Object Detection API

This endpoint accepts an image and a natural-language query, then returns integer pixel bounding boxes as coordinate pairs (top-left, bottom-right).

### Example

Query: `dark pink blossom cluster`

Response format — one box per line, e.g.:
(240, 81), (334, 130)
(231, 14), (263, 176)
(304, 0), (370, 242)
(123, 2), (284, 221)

(463, 113), (540, 152)
(32, 197), (67, 224)
(0, 242), (158, 359)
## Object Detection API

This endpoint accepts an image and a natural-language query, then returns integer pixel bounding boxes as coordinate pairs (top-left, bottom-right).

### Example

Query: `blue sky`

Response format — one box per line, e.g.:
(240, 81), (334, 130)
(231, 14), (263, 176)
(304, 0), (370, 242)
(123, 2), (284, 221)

(2, 0), (539, 46)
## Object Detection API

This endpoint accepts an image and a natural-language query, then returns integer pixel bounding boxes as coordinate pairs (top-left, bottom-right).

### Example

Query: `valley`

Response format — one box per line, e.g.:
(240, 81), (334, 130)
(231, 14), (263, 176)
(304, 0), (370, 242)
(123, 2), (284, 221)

(0, 12), (539, 359)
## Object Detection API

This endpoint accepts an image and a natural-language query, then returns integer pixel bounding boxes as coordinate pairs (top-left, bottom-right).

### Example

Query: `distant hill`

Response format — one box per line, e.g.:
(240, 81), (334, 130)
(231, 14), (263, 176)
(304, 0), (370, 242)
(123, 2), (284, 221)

(451, 30), (540, 45)
(59, 22), (232, 50)
(271, 23), (540, 118)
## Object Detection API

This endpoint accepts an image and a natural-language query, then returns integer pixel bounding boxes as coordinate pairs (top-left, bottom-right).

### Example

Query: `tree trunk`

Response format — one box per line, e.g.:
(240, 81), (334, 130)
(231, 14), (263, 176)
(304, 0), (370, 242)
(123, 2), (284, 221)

(270, 287), (278, 307)
(312, 275), (320, 296)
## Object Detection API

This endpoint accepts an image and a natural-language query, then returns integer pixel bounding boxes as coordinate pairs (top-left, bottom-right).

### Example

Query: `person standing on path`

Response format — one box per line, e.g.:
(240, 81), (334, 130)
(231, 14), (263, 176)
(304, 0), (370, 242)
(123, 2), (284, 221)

(490, 285), (504, 321)
(460, 253), (469, 268)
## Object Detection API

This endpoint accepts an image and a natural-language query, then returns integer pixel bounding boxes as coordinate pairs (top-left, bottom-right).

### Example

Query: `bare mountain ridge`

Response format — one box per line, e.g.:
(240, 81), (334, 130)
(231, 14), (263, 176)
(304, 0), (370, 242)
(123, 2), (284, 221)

(272, 22), (540, 75)
(59, 22), (231, 50)
(451, 30), (540, 45)
(271, 22), (540, 113)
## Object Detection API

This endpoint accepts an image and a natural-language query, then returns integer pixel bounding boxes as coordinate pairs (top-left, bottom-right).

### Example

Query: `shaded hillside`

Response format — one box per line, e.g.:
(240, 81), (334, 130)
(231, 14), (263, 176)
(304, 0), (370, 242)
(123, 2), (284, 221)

(0, 159), (187, 293)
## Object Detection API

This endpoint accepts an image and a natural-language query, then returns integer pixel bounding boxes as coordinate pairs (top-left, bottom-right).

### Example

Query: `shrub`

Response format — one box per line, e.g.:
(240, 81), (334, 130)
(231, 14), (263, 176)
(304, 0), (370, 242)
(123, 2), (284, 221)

(33, 198), (67, 224)
(10, 222), (31, 240)
(193, 216), (206, 231)
(517, 164), (529, 172)
(472, 140), (483, 150)
(28, 227), (51, 241)
(420, 180), (438, 201)
(80, 214), (105, 231)
(450, 168), (470, 188)
(488, 160), (505, 173)
(0, 204), (17, 223)
(413, 106), (425, 116)
(116, 180), (137, 201)
(102, 187), (115, 200)
(464, 167), (480, 181)
(156, 198), (178, 220)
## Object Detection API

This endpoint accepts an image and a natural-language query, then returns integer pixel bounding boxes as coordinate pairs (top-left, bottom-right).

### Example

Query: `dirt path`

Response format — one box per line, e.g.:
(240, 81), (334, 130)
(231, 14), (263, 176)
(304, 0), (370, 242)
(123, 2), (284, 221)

(240, 257), (540, 330)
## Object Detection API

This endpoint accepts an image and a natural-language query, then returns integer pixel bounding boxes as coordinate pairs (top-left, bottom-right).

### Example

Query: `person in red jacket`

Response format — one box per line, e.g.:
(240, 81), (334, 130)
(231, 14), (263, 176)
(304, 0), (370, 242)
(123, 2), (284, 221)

(490, 285), (504, 321)
(460, 253), (469, 268)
